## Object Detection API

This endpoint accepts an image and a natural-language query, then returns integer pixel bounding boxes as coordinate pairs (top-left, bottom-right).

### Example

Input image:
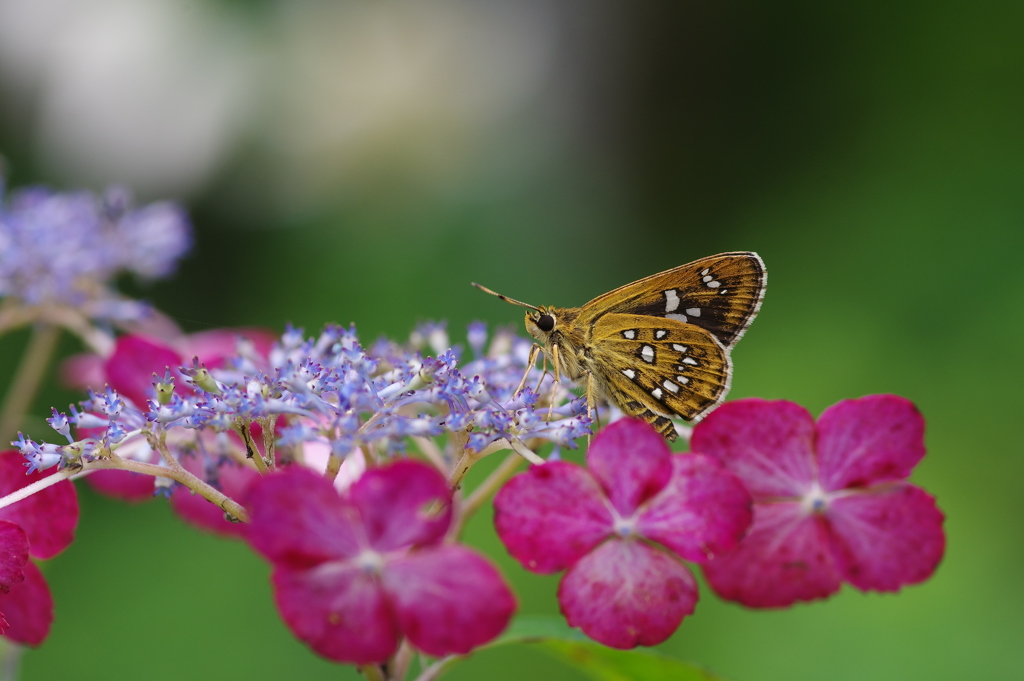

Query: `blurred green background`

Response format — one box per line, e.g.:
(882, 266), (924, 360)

(1, 0), (1022, 679)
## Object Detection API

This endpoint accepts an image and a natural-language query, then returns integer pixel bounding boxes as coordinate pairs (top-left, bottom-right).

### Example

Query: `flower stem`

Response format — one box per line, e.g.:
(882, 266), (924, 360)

(0, 323), (60, 445)
(462, 453), (523, 520)
(447, 439), (510, 490)
(101, 440), (251, 520)
(359, 664), (386, 681)
(412, 655), (458, 681)
(0, 468), (80, 511)
(235, 422), (269, 475)
(447, 452), (523, 541)
(0, 303), (113, 355)
(0, 453), (251, 522)
(411, 436), (446, 473)
(0, 640), (23, 681)
(388, 639), (414, 681)
(105, 453), (250, 523)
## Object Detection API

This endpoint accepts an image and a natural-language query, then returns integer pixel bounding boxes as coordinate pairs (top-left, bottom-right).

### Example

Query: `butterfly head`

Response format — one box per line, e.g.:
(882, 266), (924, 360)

(471, 282), (574, 345)
(524, 306), (558, 342)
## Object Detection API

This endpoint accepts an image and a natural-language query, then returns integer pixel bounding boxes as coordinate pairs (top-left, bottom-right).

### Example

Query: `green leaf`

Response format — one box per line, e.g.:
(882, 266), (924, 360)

(479, 615), (725, 681)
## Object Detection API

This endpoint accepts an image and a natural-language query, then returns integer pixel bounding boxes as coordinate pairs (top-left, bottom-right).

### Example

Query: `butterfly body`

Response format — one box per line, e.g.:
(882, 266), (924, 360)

(478, 252), (766, 441)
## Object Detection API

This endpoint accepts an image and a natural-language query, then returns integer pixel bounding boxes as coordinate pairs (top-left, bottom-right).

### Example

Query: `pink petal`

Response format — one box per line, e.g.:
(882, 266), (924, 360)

(182, 328), (276, 368)
(0, 451), (78, 559)
(272, 563), (400, 664)
(0, 561), (53, 646)
(558, 539), (698, 649)
(587, 419), (673, 516)
(246, 467), (363, 567)
(85, 469), (156, 502)
(0, 522), (28, 590)
(103, 335), (183, 407)
(701, 501), (842, 608)
(303, 441), (366, 492)
(816, 395), (926, 491)
(690, 398), (817, 499)
(59, 352), (106, 390)
(349, 461), (451, 553)
(171, 456), (260, 538)
(494, 461), (612, 573)
(825, 483), (945, 591)
(636, 454), (752, 563)
(383, 545), (516, 656)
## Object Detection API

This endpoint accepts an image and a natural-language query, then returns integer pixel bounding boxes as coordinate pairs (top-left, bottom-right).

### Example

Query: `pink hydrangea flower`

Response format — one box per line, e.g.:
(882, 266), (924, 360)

(691, 395), (946, 608)
(0, 450), (79, 645)
(245, 461), (516, 664)
(493, 418), (752, 649)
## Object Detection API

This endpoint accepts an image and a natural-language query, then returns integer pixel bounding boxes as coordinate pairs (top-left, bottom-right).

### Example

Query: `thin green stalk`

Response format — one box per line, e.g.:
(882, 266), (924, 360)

(360, 664), (386, 681)
(149, 439), (251, 522)
(388, 639), (414, 681)
(447, 439), (510, 490)
(462, 453), (523, 520)
(0, 640), (22, 681)
(413, 655), (459, 681)
(0, 324), (60, 445)
(446, 453), (523, 541)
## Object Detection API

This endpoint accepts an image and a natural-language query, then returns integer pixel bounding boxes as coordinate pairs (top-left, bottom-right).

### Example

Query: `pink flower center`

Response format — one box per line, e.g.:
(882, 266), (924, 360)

(612, 513), (637, 538)
(802, 483), (830, 515)
(355, 549), (386, 575)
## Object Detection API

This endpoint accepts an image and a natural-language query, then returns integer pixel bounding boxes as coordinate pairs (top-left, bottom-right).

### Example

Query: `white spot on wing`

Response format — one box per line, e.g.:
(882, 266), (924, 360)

(666, 313), (688, 323)
(708, 281), (721, 288)
(702, 275), (713, 283)
(651, 388), (663, 400)
(676, 375), (689, 384)
(641, 346), (655, 363)
(685, 308), (700, 317)
(672, 344), (688, 353)
(701, 268), (710, 276)
(664, 289), (680, 312)
(622, 369), (636, 379)
(655, 329), (667, 339)
(682, 357), (698, 366)
(622, 329), (636, 339)
(663, 380), (679, 394)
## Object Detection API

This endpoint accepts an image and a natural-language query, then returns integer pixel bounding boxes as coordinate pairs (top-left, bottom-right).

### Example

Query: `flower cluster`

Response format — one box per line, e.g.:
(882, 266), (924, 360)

(18, 321), (590, 495)
(0, 182), (191, 321)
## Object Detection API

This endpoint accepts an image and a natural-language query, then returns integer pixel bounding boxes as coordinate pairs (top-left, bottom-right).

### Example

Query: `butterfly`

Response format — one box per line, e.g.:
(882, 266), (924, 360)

(473, 252), (766, 440)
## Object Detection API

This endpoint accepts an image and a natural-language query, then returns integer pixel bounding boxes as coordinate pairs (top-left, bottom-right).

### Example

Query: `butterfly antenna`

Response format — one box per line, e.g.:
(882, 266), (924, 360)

(471, 283), (540, 311)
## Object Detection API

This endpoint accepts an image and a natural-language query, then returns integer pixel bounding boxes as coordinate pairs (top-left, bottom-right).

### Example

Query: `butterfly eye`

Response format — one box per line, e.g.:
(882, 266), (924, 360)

(536, 314), (555, 332)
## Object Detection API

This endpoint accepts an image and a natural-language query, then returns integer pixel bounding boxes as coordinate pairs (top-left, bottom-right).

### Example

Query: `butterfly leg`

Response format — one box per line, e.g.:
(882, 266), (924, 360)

(533, 350), (551, 394)
(585, 371), (602, 430)
(547, 343), (563, 422)
(514, 343), (542, 397)
(584, 371), (603, 446)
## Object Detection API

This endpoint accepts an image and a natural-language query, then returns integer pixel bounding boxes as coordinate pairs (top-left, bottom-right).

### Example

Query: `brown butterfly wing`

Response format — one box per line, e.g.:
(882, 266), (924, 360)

(579, 252), (766, 349)
(587, 314), (732, 440)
